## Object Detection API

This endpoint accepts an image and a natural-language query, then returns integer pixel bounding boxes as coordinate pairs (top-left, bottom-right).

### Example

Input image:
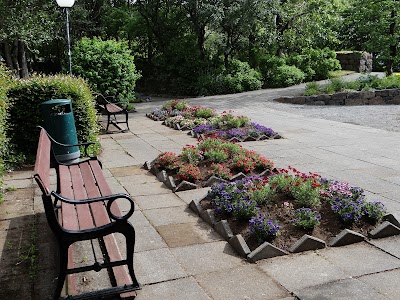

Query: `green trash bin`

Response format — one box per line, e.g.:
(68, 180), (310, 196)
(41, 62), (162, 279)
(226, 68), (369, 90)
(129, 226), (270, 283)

(40, 99), (80, 162)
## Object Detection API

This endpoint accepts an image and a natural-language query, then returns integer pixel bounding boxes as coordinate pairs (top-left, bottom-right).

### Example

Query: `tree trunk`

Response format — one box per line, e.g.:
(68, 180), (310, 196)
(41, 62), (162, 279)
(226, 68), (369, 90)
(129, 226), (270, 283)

(12, 40), (19, 75)
(386, 10), (396, 75)
(18, 40), (29, 78)
(2, 42), (14, 70)
(197, 27), (206, 60)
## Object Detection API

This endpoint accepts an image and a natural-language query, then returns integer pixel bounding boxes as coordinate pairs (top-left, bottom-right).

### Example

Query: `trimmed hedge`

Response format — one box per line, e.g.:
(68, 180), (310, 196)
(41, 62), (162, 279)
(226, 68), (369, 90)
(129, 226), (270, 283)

(7, 75), (100, 163)
(0, 65), (13, 203)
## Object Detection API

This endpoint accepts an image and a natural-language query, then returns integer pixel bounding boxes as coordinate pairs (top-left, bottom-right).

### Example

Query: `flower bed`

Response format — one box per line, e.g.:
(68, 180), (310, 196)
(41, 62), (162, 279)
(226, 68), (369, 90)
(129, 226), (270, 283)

(197, 166), (395, 260)
(146, 100), (281, 142)
(147, 138), (274, 191)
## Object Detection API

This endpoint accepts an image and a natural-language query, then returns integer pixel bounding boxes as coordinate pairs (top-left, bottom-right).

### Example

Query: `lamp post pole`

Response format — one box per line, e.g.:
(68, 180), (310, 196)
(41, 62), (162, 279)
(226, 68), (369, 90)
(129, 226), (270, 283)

(56, 0), (75, 75)
(65, 7), (72, 74)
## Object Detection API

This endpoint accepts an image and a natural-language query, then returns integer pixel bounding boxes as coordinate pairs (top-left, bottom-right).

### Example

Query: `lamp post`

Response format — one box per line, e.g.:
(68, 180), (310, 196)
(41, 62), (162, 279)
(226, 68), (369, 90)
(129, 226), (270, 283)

(56, 0), (75, 75)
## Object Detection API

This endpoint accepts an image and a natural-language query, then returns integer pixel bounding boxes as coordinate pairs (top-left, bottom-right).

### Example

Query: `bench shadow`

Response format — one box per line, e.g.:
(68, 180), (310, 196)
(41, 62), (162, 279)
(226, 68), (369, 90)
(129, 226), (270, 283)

(0, 212), (58, 300)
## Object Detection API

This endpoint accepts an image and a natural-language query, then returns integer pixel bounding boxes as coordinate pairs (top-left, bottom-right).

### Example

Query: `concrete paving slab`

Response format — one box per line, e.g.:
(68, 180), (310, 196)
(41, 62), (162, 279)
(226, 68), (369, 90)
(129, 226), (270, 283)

(124, 181), (171, 197)
(3, 178), (33, 189)
(116, 173), (159, 186)
(320, 242), (400, 277)
(3, 169), (33, 180)
(257, 252), (349, 291)
(143, 206), (198, 227)
(170, 241), (244, 275)
(127, 210), (152, 228)
(134, 277), (212, 300)
(358, 269), (400, 300)
(175, 187), (210, 205)
(134, 193), (186, 210)
(196, 265), (290, 300)
(109, 165), (146, 177)
(368, 235), (400, 258)
(156, 221), (222, 248)
(134, 248), (187, 285)
(295, 278), (389, 300)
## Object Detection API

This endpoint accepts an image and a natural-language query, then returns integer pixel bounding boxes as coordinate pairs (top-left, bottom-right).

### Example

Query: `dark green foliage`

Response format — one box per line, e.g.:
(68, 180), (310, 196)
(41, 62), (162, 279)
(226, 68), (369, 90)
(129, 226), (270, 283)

(6, 75), (100, 163)
(72, 37), (141, 107)
(258, 56), (305, 87)
(196, 59), (262, 95)
(288, 48), (341, 81)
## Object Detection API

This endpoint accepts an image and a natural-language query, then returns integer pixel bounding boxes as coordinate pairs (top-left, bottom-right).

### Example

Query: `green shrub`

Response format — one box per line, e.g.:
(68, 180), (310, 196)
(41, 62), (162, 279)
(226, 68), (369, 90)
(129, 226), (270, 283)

(7, 75), (100, 163)
(273, 65), (305, 87)
(72, 37), (141, 107)
(304, 82), (320, 96)
(288, 48), (341, 81)
(257, 55), (286, 87)
(195, 59), (262, 95)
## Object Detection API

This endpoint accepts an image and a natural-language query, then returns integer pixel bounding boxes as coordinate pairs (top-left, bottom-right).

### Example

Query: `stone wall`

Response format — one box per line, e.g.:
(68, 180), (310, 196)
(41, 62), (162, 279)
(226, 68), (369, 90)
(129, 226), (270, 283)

(275, 89), (400, 106)
(336, 51), (373, 73)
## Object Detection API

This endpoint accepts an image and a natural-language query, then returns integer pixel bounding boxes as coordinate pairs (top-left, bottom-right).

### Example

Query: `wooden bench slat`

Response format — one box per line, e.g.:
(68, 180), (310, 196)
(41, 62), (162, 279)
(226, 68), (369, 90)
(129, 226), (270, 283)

(89, 160), (121, 217)
(87, 161), (135, 295)
(69, 165), (95, 230)
(79, 162), (111, 227)
(59, 165), (79, 231)
(58, 165), (78, 296)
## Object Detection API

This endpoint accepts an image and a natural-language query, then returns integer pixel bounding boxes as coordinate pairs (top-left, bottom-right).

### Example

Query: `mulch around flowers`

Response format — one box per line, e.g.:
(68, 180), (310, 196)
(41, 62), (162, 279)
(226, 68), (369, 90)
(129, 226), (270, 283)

(200, 194), (376, 251)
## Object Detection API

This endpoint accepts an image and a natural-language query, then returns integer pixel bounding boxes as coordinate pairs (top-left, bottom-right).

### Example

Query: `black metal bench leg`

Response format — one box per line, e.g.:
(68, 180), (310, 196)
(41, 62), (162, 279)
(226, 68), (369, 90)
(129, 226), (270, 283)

(54, 244), (69, 300)
(124, 229), (139, 287)
(125, 111), (129, 131)
(106, 114), (111, 132)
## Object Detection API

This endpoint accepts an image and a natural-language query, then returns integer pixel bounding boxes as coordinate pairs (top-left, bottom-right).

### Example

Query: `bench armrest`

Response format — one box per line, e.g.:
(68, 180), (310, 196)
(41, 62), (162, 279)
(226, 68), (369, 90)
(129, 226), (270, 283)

(37, 126), (97, 159)
(51, 191), (135, 221)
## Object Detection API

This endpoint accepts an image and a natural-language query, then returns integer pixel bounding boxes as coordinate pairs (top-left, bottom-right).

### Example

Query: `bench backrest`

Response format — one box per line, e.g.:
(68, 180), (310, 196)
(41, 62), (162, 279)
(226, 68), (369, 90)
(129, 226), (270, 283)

(34, 128), (63, 235)
(34, 128), (51, 195)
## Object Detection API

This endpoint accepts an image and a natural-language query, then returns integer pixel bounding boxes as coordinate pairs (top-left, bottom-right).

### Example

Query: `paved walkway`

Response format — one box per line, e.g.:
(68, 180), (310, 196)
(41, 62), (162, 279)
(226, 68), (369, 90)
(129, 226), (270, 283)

(1, 82), (400, 299)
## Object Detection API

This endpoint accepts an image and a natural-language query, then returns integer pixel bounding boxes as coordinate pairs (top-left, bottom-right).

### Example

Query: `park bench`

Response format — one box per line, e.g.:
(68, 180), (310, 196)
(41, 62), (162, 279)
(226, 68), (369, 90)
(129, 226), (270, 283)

(34, 127), (140, 299)
(96, 94), (130, 133)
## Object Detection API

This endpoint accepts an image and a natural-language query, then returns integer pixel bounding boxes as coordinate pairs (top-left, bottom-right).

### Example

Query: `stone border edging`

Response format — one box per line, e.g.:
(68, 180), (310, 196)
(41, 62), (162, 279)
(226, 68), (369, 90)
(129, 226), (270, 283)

(188, 198), (400, 262)
(275, 89), (400, 106)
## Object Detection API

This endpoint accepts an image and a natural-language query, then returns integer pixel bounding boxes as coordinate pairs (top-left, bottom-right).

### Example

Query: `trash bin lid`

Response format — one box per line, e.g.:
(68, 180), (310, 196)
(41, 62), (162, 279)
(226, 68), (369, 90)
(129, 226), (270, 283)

(41, 99), (71, 106)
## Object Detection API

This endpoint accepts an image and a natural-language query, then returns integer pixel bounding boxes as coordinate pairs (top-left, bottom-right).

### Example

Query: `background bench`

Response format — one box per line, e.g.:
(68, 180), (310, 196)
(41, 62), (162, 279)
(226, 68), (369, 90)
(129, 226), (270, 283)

(34, 128), (140, 299)
(96, 94), (130, 133)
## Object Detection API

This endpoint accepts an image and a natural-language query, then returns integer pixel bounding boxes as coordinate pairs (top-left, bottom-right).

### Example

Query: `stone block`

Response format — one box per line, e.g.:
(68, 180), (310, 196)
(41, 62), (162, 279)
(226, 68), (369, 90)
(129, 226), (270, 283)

(386, 95), (400, 104)
(368, 96), (385, 105)
(228, 234), (250, 257)
(164, 176), (177, 190)
(189, 200), (204, 215)
(204, 175), (228, 187)
(359, 90), (375, 99)
(289, 234), (326, 253)
(289, 97), (306, 105)
(156, 170), (168, 182)
(383, 213), (400, 227)
(174, 180), (198, 192)
(329, 229), (365, 247)
(214, 220), (234, 240)
(312, 100), (326, 106)
(230, 172), (246, 181)
(331, 92), (348, 101)
(274, 97), (290, 103)
(247, 242), (288, 262)
(387, 88), (400, 96)
(304, 96), (318, 104)
(244, 135), (257, 141)
(369, 221), (400, 239)
(346, 92), (361, 99)
(200, 209), (216, 226)
(345, 98), (365, 106)
(375, 90), (389, 97)
(229, 137), (242, 143)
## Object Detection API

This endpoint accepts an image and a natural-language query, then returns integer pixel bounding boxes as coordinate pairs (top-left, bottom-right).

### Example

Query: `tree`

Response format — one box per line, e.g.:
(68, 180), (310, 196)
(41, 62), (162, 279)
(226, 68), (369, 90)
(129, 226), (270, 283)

(0, 0), (58, 78)
(341, 0), (400, 74)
